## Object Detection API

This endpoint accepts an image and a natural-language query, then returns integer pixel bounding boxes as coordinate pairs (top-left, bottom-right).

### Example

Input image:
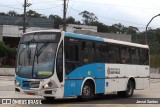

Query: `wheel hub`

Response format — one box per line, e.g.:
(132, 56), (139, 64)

(83, 86), (91, 96)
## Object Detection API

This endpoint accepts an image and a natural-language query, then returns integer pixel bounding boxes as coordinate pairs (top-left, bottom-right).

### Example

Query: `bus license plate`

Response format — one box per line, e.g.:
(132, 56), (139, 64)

(26, 92), (37, 95)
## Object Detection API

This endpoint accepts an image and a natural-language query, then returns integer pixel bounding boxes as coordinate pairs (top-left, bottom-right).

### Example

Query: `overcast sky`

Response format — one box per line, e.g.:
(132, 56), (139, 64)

(1, 0), (160, 31)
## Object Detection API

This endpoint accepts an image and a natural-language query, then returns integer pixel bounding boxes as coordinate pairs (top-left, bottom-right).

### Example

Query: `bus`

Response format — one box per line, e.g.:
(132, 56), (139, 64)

(15, 30), (150, 100)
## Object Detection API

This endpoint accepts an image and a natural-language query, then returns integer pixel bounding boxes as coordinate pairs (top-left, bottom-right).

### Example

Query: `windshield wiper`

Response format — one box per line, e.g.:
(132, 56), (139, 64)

(36, 42), (49, 57)
(35, 42), (49, 64)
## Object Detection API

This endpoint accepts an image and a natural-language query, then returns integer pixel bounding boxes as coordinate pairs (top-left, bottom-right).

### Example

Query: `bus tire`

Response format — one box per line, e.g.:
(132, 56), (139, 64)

(117, 80), (134, 98)
(44, 97), (55, 101)
(78, 81), (94, 101)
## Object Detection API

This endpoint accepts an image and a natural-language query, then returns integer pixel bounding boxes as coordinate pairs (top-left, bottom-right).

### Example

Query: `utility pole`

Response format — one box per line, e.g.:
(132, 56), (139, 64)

(63, 0), (67, 31)
(23, 0), (27, 33)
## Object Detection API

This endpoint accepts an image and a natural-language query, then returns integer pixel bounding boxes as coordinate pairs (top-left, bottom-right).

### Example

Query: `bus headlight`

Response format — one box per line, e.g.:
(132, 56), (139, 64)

(15, 80), (20, 87)
(43, 84), (49, 89)
(43, 82), (53, 89)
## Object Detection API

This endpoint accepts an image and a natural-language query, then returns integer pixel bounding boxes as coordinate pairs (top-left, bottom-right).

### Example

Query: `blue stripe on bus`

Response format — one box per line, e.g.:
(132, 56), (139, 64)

(15, 76), (30, 90)
(64, 63), (105, 97)
(65, 32), (104, 42)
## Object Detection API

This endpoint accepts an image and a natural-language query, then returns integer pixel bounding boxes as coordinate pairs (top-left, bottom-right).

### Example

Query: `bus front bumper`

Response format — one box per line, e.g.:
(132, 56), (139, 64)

(15, 86), (62, 98)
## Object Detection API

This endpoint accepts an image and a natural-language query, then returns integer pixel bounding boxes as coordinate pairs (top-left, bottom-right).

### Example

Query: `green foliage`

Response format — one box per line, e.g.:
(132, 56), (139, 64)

(49, 15), (81, 28)
(7, 10), (17, 16)
(0, 10), (46, 18)
(90, 21), (109, 32)
(150, 55), (160, 68)
(26, 10), (47, 18)
(79, 10), (98, 24)
(155, 28), (160, 43)
(66, 16), (75, 24)
(0, 41), (16, 67)
(66, 16), (81, 24)
(108, 23), (139, 34)
(0, 41), (16, 58)
(49, 15), (63, 28)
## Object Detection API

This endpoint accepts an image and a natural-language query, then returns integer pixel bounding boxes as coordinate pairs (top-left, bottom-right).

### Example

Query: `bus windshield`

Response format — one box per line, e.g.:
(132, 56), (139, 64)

(16, 32), (60, 79)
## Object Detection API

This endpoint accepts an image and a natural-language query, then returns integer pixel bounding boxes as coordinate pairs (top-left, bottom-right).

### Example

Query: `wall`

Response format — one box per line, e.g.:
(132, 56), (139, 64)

(0, 68), (15, 76)
(75, 30), (132, 42)
(150, 68), (160, 78)
(1, 25), (53, 38)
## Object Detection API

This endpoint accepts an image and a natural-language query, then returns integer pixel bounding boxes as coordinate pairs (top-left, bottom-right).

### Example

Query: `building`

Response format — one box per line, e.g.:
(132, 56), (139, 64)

(60, 24), (131, 42)
(75, 30), (131, 42)
(0, 15), (54, 47)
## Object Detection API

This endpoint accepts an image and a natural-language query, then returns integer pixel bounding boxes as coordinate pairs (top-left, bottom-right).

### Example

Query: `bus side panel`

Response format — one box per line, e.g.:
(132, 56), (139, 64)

(94, 79), (105, 94)
(143, 66), (150, 88)
(64, 63), (105, 97)
(64, 80), (78, 97)
(105, 64), (127, 93)
(135, 65), (150, 89)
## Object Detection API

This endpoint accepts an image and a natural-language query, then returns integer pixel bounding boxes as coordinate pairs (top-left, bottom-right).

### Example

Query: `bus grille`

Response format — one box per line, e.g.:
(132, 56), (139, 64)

(30, 81), (40, 88)
(22, 81), (40, 89)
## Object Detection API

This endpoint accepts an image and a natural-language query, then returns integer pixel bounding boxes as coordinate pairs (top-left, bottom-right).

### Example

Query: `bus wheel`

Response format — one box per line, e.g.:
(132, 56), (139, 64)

(117, 80), (134, 98)
(78, 81), (94, 101)
(44, 97), (55, 101)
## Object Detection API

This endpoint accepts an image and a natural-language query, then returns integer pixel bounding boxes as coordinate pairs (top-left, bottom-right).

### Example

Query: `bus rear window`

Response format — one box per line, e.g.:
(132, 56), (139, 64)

(140, 49), (149, 65)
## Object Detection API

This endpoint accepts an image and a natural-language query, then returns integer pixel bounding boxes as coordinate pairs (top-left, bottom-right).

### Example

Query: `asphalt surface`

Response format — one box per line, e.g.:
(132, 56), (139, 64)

(0, 76), (160, 107)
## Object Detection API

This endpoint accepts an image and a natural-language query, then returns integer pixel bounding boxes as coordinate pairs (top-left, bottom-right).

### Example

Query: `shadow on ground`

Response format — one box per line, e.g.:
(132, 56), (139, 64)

(41, 94), (140, 104)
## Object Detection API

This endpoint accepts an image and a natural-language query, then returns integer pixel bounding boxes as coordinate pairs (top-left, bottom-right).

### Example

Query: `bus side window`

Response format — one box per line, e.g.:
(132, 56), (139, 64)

(95, 43), (109, 63)
(131, 48), (140, 64)
(82, 41), (95, 63)
(120, 46), (130, 64)
(139, 49), (149, 65)
(109, 45), (120, 63)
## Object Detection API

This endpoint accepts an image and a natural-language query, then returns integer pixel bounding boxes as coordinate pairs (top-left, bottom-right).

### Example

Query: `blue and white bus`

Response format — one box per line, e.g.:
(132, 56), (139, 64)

(15, 30), (150, 100)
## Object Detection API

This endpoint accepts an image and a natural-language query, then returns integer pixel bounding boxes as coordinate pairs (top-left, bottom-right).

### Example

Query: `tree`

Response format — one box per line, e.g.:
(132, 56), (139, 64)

(66, 16), (75, 24)
(66, 16), (81, 24)
(0, 12), (7, 16)
(126, 26), (139, 34)
(155, 28), (160, 43)
(7, 10), (18, 16)
(111, 23), (125, 33)
(90, 21), (109, 32)
(79, 10), (98, 24)
(26, 10), (43, 18)
(0, 41), (16, 67)
(108, 23), (139, 34)
(49, 15), (63, 28)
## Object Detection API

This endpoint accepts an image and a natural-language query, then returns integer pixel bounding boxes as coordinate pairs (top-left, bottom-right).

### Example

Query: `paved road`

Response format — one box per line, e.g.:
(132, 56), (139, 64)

(0, 76), (160, 107)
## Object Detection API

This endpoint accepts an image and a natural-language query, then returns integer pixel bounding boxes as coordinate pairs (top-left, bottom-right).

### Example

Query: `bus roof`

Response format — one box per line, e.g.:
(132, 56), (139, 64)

(65, 32), (149, 49)
(22, 30), (149, 49)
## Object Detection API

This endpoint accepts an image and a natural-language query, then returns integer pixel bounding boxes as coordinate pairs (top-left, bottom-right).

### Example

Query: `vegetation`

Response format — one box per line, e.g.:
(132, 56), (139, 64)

(150, 55), (160, 68)
(0, 41), (16, 67)
(79, 10), (98, 24)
